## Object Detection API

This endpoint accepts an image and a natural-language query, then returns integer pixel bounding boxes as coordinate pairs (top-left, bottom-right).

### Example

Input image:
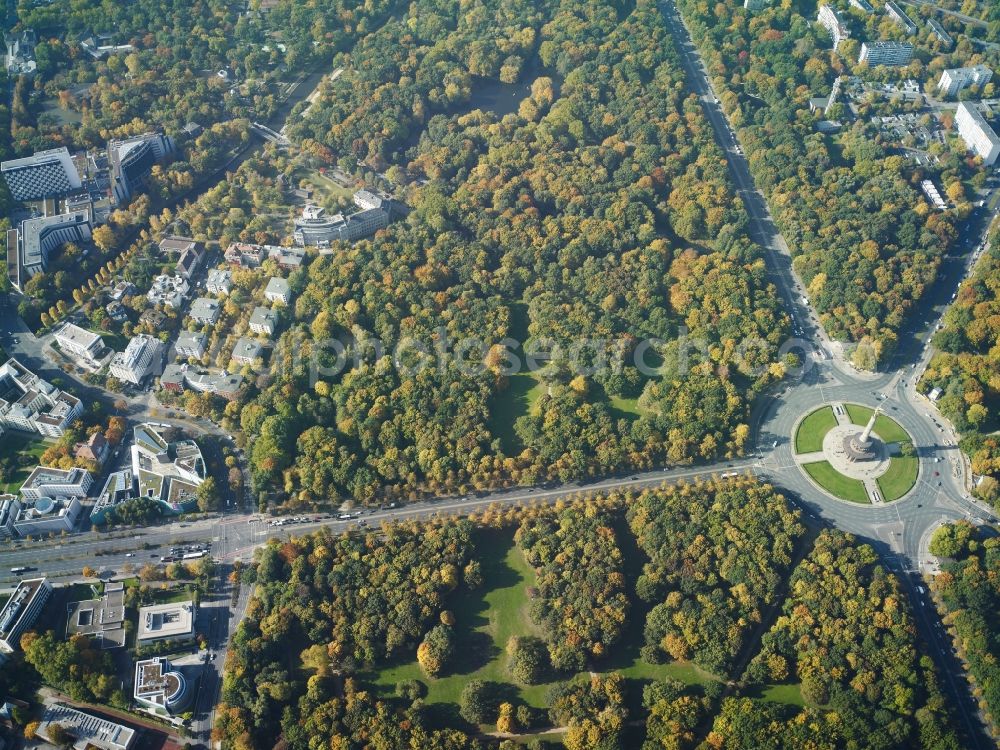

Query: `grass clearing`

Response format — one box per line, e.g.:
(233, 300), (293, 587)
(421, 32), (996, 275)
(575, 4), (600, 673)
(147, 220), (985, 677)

(489, 373), (546, 454)
(802, 460), (870, 503)
(794, 406), (837, 454)
(844, 404), (909, 444)
(877, 455), (918, 501)
(0, 435), (50, 494)
(300, 169), (355, 203)
(744, 682), (806, 706)
(371, 529), (557, 710)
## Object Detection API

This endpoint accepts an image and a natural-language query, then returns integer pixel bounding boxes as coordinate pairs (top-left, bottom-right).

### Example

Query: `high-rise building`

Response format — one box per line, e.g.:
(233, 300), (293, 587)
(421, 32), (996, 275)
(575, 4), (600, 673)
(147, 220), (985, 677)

(858, 41), (914, 67)
(926, 19), (953, 49)
(9, 208), (92, 290)
(0, 147), (81, 201)
(885, 0), (917, 34)
(955, 101), (1000, 166)
(938, 65), (993, 98)
(0, 578), (52, 652)
(108, 132), (174, 203)
(818, 5), (851, 48)
(109, 335), (164, 385)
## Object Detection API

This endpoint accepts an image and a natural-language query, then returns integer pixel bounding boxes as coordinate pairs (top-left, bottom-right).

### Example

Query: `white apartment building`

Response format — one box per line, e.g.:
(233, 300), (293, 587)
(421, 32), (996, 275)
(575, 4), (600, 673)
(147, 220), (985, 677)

(54, 322), (104, 361)
(0, 578), (52, 652)
(248, 306), (277, 335)
(110, 335), (164, 385)
(955, 101), (1000, 165)
(938, 65), (993, 98)
(858, 41), (913, 67)
(205, 268), (232, 295)
(0, 358), (83, 437)
(147, 274), (190, 309)
(818, 5), (850, 48)
(175, 330), (207, 359)
(263, 277), (291, 305)
(884, 0), (917, 34)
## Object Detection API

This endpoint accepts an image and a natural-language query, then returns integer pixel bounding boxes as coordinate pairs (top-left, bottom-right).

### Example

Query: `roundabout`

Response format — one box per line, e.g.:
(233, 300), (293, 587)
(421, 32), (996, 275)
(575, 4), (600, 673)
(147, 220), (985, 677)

(792, 402), (918, 504)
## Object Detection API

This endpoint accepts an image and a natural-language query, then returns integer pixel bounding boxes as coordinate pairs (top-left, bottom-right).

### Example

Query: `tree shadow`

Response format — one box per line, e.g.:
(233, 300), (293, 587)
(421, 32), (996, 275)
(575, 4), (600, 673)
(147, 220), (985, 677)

(445, 528), (522, 676)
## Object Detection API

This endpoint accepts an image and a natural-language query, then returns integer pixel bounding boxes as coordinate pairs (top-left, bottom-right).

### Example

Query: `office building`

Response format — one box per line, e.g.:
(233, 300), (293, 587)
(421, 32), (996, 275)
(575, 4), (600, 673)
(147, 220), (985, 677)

(21, 466), (92, 501)
(136, 602), (195, 644)
(134, 657), (193, 715)
(108, 132), (174, 203)
(175, 330), (207, 359)
(12, 494), (81, 536)
(818, 5), (851, 47)
(249, 306), (277, 335)
(206, 268), (232, 295)
(37, 703), (135, 750)
(65, 581), (126, 648)
(131, 423), (204, 514)
(0, 359), (83, 437)
(10, 208), (92, 290)
(885, 0), (916, 34)
(955, 101), (1000, 165)
(0, 147), (81, 201)
(0, 495), (20, 539)
(938, 65), (993, 97)
(188, 297), (221, 325)
(231, 337), (263, 365)
(54, 323), (104, 362)
(858, 41), (913, 66)
(89, 469), (135, 525)
(0, 578), (52, 652)
(263, 277), (291, 304)
(109, 335), (164, 385)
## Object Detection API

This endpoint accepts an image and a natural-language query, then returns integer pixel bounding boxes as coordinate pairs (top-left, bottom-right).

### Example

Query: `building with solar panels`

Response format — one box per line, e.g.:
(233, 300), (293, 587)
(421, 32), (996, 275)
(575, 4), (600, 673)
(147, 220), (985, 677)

(0, 147), (82, 201)
(108, 132), (175, 203)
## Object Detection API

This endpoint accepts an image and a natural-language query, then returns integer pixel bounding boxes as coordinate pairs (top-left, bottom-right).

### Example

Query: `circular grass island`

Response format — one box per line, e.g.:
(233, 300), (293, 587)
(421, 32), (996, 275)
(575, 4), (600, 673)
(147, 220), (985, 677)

(792, 403), (918, 504)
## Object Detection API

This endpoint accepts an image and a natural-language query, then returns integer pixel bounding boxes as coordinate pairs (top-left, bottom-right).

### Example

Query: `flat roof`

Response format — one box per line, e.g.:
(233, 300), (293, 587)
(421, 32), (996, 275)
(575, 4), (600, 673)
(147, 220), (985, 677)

(65, 583), (126, 648)
(55, 322), (103, 351)
(136, 601), (195, 641)
(20, 209), (89, 270)
(38, 703), (135, 750)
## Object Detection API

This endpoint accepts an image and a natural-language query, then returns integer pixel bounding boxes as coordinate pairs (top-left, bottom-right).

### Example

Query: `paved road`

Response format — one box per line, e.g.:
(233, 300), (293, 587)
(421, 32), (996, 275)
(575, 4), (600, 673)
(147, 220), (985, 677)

(662, 1), (996, 743)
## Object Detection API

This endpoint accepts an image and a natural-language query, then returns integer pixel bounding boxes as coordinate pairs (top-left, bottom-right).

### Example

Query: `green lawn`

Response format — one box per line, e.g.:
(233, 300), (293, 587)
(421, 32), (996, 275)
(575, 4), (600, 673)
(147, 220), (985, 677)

(756, 683), (805, 706)
(371, 529), (557, 709)
(802, 460), (870, 503)
(301, 169), (355, 203)
(489, 373), (546, 455)
(369, 527), (724, 728)
(153, 584), (198, 604)
(844, 404), (910, 444)
(608, 394), (643, 420)
(0, 435), (49, 494)
(794, 406), (837, 454)
(877, 455), (918, 502)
